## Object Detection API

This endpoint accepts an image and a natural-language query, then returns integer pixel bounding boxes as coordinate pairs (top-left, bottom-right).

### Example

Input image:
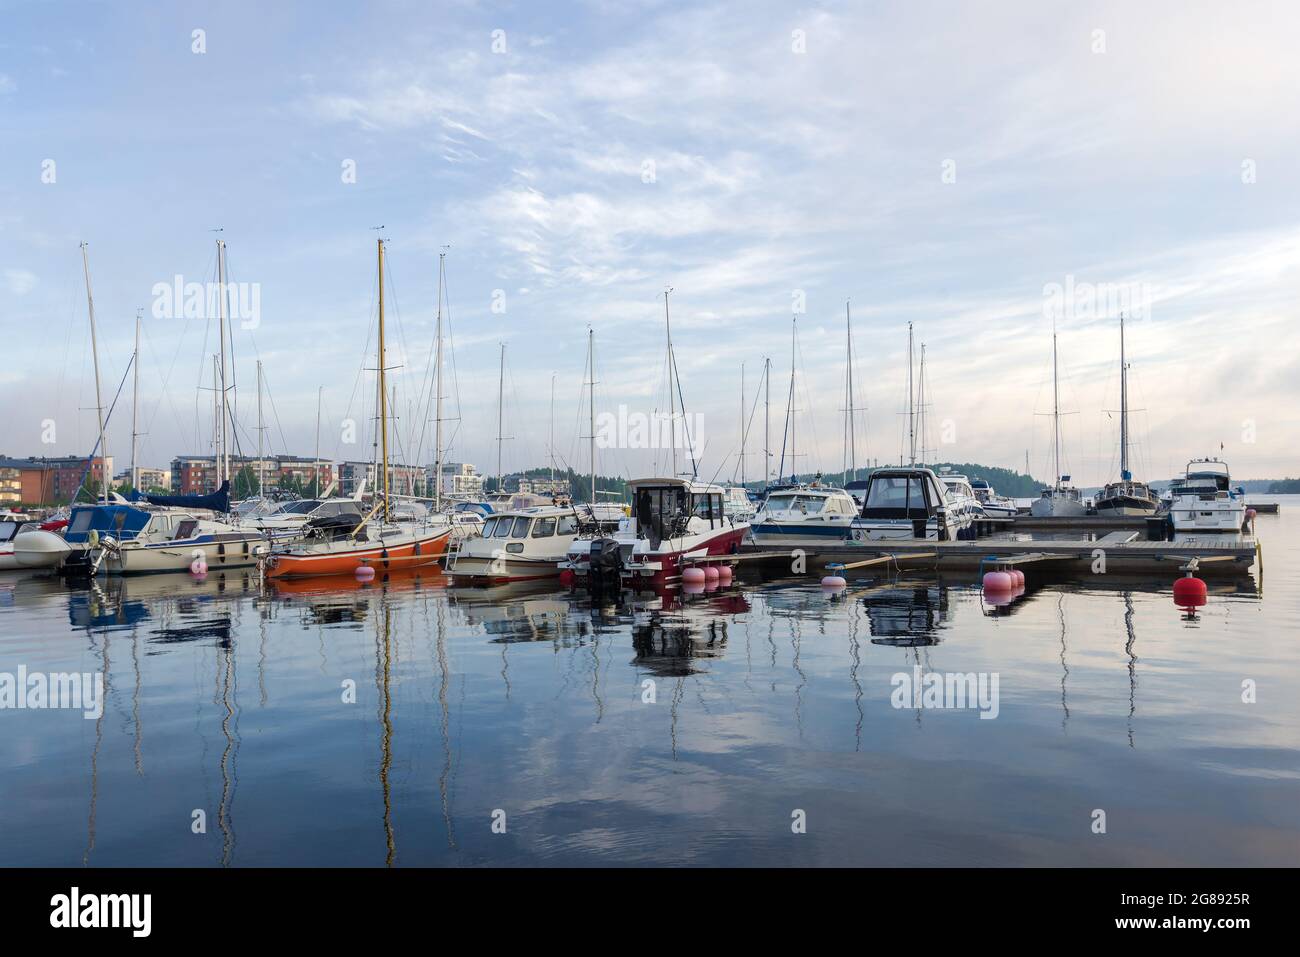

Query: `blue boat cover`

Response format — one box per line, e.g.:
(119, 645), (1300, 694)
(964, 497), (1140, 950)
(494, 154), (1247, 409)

(131, 480), (230, 513)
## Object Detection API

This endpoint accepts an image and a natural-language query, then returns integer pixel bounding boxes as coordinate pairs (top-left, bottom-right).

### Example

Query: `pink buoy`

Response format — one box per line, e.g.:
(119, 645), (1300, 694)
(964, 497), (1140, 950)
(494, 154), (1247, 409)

(681, 566), (706, 584)
(704, 565), (720, 581)
(983, 571), (1014, 592)
(682, 582), (706, 595)
(1011, 569), (1025, 586)
(1246, 508), (1257, 520)
(984, 588), (1016, 607)
(356, 565), (376, 581)
(190, 557), (208, 576)
(718, 565), (733, 584)
(821, 575), (847, 589)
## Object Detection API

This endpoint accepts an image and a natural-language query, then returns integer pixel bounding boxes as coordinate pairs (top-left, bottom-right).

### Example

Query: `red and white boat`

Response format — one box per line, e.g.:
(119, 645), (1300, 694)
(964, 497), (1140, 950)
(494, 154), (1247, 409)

(620, 478), (748, 589)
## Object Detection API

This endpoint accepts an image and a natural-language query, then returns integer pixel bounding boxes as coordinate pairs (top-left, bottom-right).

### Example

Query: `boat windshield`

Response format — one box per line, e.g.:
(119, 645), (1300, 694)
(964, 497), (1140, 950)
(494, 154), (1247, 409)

(766, 494), (825, 513)
(633, 485), (690, 539)
(861, 475), (933, 519)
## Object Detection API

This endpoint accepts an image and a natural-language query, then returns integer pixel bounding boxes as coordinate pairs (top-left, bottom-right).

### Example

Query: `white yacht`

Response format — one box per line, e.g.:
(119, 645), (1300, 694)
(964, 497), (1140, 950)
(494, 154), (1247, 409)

(936, 471), (986, 527)
(850, 467), (977, 541)
(749, 483), (858, 543)
(1168, 459), (1247, 533)
(722, 486), (757, 522)
(969, 478), (1018, 518)
(240, 497), (367, 541)
(449, 504), (623, 585)
(32, 501), (269, 575)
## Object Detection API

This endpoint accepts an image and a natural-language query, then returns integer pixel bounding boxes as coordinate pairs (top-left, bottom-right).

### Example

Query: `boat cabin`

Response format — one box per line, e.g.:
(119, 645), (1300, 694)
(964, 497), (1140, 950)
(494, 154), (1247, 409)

(629, 478), (726, 542)
(858, 469), (950, 523)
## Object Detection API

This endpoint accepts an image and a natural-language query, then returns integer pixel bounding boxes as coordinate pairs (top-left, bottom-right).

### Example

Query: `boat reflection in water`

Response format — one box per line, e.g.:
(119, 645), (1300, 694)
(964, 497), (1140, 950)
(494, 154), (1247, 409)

(861, 578), (952, 647)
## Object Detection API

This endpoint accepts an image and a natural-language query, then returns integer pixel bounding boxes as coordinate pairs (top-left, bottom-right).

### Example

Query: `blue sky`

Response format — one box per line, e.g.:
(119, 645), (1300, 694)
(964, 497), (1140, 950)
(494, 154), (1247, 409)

(2, 0), (1298, 486)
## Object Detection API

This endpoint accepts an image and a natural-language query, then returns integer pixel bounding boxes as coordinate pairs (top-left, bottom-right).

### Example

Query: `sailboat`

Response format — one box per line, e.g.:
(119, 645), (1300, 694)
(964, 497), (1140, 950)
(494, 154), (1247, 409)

(265, 238), (452, 579)
(1030, 329), (1087, 518)
(1094, 314), (1159, 515)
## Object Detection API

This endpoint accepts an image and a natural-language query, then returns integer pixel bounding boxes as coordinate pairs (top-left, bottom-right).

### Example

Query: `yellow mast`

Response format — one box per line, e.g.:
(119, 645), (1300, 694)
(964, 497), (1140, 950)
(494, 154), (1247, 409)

(377, 238), (390, 522)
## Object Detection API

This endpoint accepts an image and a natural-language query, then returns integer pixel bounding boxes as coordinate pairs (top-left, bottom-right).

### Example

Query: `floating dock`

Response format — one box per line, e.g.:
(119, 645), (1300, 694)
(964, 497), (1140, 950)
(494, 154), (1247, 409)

(740, 535), (1258, 579)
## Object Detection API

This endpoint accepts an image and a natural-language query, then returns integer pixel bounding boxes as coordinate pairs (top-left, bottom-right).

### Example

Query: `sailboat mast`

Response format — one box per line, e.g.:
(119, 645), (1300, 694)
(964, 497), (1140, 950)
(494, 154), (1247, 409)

(131, 309), (141, 491)
(764, 357), (770, 485)
(256, 360), (264, 497)
(79, 243), (108, 504)
(906, 322), (915, 466)
(1052, 330), (1061, 492)
(789, 316), (797, 482)
(1119, 312), (1129, 480)
(314, 386), (322, 496)
(433, 250), (445, 511)
(845, 300), (856, 483)
(917, 343), (927, 465)
(665, 290), (676, 478)
(377, 238), (390, 521)
(496, 343), (505, 493)
(549, 373), (556, 490)
(739, 361), (745, 487)
(216, 239), (229, 485)
(587, 328), (596, 503)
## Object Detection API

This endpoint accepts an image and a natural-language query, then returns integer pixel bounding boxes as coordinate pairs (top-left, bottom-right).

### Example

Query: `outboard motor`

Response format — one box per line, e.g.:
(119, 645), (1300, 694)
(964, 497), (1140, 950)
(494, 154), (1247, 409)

(589, 537), (623, 603)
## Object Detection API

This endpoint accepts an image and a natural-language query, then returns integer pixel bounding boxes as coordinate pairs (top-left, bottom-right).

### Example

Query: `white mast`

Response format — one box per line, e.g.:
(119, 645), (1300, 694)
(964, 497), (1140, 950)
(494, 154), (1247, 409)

(256, 360), (265, 498)
(433, 249), (446, 511)
(917, 343), (927, 465)
(215, 239), (230, 486)
(79, 242), (108, 504)
(1119, 312), (1129, 481)
(665, 289), (676, 478)
(587, 328), (596, 503)
(906, 322), (915, 466)
(764, 356), (771, 485)
(314, 386), (322, 496)
(844, 300), (857, 484)
(496, 342), (505, 493)
(1052, 328), (1062, 492)
(549, 372), (556, 492)
(739, 361), (746, 486)
(131, 308), (141, 491)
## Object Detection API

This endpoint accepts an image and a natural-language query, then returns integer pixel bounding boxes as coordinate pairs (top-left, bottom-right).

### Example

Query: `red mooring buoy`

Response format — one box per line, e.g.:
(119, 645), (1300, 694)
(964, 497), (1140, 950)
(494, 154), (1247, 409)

(1173, 574), (1207, 606)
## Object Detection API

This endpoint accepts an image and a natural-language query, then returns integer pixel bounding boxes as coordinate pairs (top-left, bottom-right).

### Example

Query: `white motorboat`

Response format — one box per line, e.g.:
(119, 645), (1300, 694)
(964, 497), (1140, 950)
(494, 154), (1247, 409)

(850, 467), (976, 541)
(0, 521), (40, 571)
(1168, 459), (1247, 533)
(749, 482), (858, 543)
(621, 478), (749, 588)
(240, 497), (367, 541)
(936, 470), (986, 527)
(50, 502), (268, 575)
(722, 486), (757, 522)
(969, 478), (1018, 518)
(450, 504), (623, 585)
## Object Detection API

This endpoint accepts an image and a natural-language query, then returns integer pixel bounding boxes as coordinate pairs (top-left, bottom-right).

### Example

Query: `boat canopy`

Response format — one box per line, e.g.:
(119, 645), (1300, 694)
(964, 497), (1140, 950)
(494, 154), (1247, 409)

(628, 477), (725, 495)
(858, 469), (947, 520)
(64, 504), (152, 544)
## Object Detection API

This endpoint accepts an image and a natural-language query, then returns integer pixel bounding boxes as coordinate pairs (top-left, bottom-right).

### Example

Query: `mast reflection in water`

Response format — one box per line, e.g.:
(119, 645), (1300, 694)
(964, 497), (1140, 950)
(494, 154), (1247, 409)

(1, 522), (1296, 867)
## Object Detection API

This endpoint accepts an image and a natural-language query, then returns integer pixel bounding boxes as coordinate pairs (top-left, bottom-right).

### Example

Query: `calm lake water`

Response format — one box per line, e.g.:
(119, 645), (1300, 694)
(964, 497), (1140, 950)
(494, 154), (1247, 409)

(2, 498), (1297, 867)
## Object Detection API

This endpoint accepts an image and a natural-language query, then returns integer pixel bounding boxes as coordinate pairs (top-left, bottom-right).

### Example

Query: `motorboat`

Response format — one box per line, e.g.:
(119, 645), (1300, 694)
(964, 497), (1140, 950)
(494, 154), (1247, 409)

(749, 482), (858, 543)
(449, 504), (622, 585)
(0, 521), (39, 571)
(621, 477), (748, 588)
(240, 497), (367, 541)
(1168, 459), (1247, 533)
(54, 502), (267, 575)
(936, 470), (986, 527)
(722, 485), (757, 522)
(849, 467), (976, 541)
(969, 477), (1018, 518)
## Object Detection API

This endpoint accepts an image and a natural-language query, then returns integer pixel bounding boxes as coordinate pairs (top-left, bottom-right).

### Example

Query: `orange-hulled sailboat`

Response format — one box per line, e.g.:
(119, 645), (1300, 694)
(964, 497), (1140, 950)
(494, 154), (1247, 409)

(265, 236), (452, 579)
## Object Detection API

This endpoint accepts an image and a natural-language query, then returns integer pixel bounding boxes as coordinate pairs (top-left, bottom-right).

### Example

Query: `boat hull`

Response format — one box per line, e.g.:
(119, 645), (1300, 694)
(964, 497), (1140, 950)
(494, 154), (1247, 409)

(11, 530), (75, 569)
(104, 533), (268, 575)
(446, 553), (565, 586)
(1029, 494), (1087, 518)
(1093, 496), (1158, 516)
(266, 529), (451, 579)
(621, 526), (747, 588)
